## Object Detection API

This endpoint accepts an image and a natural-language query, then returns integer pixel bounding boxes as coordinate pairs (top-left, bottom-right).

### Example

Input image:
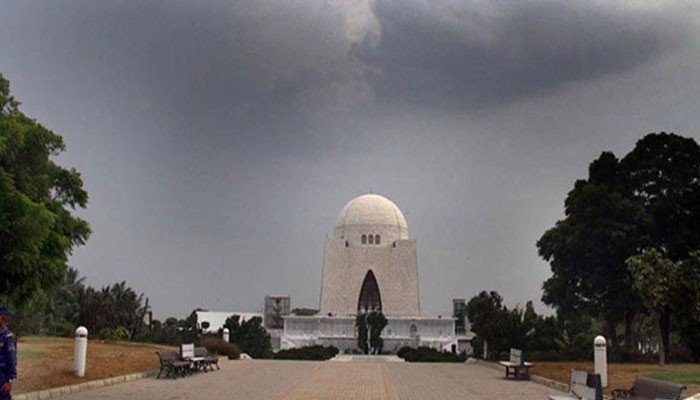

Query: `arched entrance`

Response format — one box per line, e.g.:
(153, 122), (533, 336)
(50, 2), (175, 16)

(357, 270), (382, 313)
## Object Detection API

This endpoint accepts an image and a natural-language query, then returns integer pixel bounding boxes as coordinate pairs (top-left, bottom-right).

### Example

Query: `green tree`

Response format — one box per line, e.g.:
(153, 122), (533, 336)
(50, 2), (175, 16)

(537, 152), (645, 350)
(0, 73), (90, 309)
(626, 249), (678, 364)
(223, 315), (272, 358)
(466, 291), (505, 359)
(238, 317), (272, 359)
(367, 312), (387, 354)
(539, 133), (700, 355)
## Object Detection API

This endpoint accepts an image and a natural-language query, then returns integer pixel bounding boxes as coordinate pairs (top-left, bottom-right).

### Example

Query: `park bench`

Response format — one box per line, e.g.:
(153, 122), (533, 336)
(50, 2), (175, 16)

(156, 350), (191, 379)
(548, 369), (603, 400)
(195, 346), (220, 371)
(180, 343), (204, 373)
(498, 348), (534, 380)
(611, 376), (686, 400)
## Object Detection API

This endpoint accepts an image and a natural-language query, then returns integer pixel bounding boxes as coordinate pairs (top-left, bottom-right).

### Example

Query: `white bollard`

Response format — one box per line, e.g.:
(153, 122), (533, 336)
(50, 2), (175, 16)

(223, 328), (230, 343)
(74, 326), (88, 377)
(594, 335), (608, 387)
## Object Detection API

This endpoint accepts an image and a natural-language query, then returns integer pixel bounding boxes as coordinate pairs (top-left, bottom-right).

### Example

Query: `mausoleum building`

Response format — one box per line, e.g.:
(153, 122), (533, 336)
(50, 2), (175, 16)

(282, 194), (471, 353)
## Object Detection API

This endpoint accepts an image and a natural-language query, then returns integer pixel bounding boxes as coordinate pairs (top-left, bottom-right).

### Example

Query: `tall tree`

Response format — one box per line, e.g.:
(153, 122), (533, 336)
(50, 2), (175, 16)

(466, 291), (504, 360)
(538, 150), (649, 350)
(0, 73), (90, 306)
(356, 314), (369, 354)
(367, 312), (387, 355)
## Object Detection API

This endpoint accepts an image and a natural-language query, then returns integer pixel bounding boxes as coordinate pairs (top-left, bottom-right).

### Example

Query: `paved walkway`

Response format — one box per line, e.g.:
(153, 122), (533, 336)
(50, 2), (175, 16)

(60, 359), (565, 400)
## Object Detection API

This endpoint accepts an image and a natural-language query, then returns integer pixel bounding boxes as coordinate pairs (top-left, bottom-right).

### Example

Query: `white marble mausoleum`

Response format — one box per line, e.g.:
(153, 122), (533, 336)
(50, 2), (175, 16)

(282, 194), (469, 353)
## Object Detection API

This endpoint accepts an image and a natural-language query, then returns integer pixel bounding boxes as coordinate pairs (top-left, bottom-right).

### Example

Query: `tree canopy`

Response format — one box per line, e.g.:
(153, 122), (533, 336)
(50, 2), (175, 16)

(0, 73), (90, 305)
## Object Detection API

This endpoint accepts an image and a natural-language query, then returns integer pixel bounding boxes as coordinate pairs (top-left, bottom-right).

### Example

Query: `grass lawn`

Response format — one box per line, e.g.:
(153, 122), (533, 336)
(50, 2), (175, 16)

(14, 336), (174, 394)
(17, 348), (48, 360)
(650, 372), (700, 385)
(531, 361), (700, 397)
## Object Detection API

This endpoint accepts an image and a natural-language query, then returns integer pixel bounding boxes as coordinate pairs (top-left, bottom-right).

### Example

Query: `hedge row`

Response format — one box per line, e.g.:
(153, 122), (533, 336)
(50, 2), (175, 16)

(397, 346), (466, 363)
(274, 345), (339, 360)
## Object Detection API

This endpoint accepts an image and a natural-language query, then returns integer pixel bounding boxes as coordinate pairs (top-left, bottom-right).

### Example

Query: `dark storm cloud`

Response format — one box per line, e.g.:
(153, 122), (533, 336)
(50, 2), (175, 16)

(362, 0), (690, 109)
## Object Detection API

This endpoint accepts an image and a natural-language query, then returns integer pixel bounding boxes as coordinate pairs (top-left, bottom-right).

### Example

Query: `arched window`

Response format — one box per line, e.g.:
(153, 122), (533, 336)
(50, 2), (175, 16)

(357, 270), (382, 313)
(375, 235), (380, 245)
(361, 234), (367, 244)
(368, 234), (374, 244)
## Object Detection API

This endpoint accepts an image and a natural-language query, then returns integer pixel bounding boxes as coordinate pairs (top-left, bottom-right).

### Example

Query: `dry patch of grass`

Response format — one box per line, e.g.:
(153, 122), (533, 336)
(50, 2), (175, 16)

(15, 336), (174, 394)
(531, 361), (700, 397)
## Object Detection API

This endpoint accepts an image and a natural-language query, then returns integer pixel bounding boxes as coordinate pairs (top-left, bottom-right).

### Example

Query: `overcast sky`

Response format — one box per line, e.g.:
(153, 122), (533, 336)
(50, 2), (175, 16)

(2, 0), (699, 319)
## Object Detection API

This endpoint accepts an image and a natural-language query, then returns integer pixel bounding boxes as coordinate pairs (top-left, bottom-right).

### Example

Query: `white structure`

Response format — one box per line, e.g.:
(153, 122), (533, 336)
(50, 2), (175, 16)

(196, 311), (262, 333)
(283, 194), (470, 353)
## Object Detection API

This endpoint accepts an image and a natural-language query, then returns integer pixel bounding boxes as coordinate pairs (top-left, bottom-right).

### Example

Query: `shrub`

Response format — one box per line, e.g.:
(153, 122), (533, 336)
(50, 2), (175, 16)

(113, 326), (131, 341)
(201, 337), (241, 360)
(396, 346), (466, 363)
(274, 345), (339, 361)
(96, 326), (130, 341)
(49, 320), (74, 337)
(98, 327), (114, 340)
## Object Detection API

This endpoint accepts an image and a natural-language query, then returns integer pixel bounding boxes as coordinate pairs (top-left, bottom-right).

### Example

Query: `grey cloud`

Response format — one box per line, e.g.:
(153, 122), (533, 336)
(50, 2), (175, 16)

(360, 0), (692, 110)
(1, 0), (699, 318)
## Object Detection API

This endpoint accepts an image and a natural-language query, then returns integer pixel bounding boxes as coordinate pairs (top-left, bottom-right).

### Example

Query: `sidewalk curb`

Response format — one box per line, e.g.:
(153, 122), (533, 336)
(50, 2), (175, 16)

(14, 370), (157, 400)
(474, 359), (569, 393)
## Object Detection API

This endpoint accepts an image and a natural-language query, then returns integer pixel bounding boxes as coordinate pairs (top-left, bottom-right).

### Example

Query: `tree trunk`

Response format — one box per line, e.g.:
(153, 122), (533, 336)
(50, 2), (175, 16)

(659, 310), (671, 365)
(605, 319), (618, 350)
(624, 311), (635, 354)
(655, 313), (665, 365)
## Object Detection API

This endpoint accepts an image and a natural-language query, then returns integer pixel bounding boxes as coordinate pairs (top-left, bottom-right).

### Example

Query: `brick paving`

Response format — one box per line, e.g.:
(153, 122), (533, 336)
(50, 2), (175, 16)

(59, 359), (565, 400)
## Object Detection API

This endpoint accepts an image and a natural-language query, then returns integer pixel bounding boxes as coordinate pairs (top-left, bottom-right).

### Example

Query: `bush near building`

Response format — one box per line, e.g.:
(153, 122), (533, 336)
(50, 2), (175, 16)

(201, 337), (241, 359)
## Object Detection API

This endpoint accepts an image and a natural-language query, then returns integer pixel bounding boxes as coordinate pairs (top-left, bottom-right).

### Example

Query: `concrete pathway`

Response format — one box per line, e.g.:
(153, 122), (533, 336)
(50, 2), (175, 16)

(59, 359), (565, 400)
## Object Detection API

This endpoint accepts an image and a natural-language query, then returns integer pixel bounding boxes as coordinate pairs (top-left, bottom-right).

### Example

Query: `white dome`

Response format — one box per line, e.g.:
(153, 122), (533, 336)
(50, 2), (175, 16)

(333, 194), (409, 240)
